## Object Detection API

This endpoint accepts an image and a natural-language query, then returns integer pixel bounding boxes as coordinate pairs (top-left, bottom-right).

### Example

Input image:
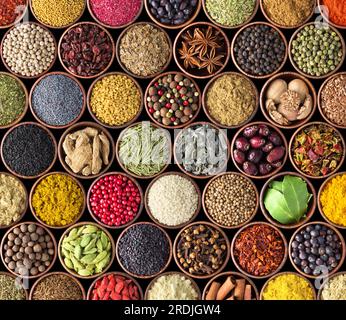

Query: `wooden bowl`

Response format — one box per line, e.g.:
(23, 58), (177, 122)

(29, 272), (86, 300)
(116, 22), (172, 80)
(145, 271), (201, 300)
(29, 0), (86, 29)
(87, 171), (144, 229)
(260, 0), (316, 29)
(230, 121), (288, 180)
(288, 221), (346, 279)
(202, 171), (259, 230)
(58, 121), (115, 180)
(173, 22), (230, 80)
(58, 22), (115, 79)
(317, 0), (346, 30)
(231, 22), (288, 79)
(116, 222), (173, 279)
(29, 71), (86, 129)
(173, 121), (230, 180)
(0, 22), (57, 79)
(116, 121), (172, 180)
(288, 22), (346, 79)
(58, 221), (115, 279)
(231, 221), (288, 279)
(144, 71), (202, 129)
(260, 272), (317, 300)
(87, 0), (143, 29)
(317, 271), (346, 300)
(318, 72), (346, 129)
(29, 171), (86, 230)
(0, 0), (28, 30)
(202, 72), (259, 129)
(260, 171), (316, 229)
(144, 171), (201, 229)
(173, 221), (231, 279)
(0, 172), (28, 230)
(0, 72), (28, 130)
(1, 122), (57, 180)
(288, 121), (346, 180)
(0, 221), (58, 279)
(202, 0), (259, 29)
(87, 271), (144, 300)
(318, 171), (346, 229)
(202, 271), (259, 300)
(87, 72), (143, 130)
(0, 271), (29, 300)
(260, 72), (317, 129)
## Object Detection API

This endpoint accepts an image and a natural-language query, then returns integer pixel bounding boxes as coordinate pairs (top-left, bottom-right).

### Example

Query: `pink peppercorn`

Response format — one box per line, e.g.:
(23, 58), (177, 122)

(89, 0), (142, 27)
(90, 174), (141, 227)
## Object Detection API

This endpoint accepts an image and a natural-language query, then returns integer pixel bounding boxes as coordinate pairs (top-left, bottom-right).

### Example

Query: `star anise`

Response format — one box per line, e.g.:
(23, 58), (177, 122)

(178, 41), (200, 69)
(182, 30), (194, 43)
(199, 48), (224, 74)
(191, 26), (221, 59)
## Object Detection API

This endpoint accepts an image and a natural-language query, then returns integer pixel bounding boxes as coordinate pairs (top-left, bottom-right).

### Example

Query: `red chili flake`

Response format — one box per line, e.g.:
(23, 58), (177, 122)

(89, 174), (141, 227)
(0, 0), (26, 26)
(89, 0), (142, 27)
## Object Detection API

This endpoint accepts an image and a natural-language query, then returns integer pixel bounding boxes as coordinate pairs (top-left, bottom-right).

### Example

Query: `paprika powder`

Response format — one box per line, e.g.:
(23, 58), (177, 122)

(322, 0), (346, 27)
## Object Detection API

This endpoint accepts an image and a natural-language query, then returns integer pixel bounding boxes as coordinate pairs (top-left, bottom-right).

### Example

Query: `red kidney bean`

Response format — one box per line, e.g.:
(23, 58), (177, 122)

(268, 132), (282, 146)
(233, 149), (246, 165)
(262, 142), (274, 153)
(243, 125), (258, 138)
(250, 136), (266, 149)
(235, 137), (250, 152)
(258, 124), (270, 136)
(243, 161), (258, 176)
(259, 162), (272, 175)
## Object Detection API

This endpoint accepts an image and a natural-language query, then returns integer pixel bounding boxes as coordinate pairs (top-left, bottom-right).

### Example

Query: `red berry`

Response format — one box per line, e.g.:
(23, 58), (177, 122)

(183, 100), (189, 106)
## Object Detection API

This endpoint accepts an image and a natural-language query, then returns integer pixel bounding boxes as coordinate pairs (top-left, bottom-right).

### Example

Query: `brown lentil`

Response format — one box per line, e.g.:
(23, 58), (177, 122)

(204, 173), (257, 227)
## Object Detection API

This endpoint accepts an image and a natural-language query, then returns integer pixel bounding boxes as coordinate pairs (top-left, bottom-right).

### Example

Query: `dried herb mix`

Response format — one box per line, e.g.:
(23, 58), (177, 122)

(0, 274), (26, 300)
(119, 24), (171, 77)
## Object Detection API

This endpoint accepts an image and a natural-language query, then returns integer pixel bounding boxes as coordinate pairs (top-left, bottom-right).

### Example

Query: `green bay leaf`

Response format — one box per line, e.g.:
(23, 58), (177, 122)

(270, 181), (283, 192)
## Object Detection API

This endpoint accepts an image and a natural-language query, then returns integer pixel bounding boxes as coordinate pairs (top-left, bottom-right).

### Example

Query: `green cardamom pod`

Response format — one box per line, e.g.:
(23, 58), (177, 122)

(92, 251), (108, 264)
(82, 225), (98, 234)
(78, 269), (93, 277)
(64, 257), (74, 270)
(80, 235), (91, 247)
(80, 253), (97, 265)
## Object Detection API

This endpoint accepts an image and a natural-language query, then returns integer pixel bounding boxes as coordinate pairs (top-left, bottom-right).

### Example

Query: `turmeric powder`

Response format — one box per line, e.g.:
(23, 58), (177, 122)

(320, 173), (346, 227)
(31, 173), (84, 227)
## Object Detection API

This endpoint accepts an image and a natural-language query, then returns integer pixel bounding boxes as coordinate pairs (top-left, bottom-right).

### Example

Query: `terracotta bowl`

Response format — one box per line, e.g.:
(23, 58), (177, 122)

(29, 0), (86, 29)
(145, 0), (201, 29)
(0, 72), (28, 130)
(144, 171), (201, 229)
(87, 171), (144, 229)
(202, 271), (259, 300)
(0, 172), (28, 230)
(318, 72), (346, 129)
(260, 272), (317, 300)
(317, 271), (346, 300)
(202, 0), (259, 29)
(260, 171), (316, 229)
(116, 22), (172, 80)
(317, 0), (346, 30)
(0, 221), (58, 279)
(318, 171), (346, 229)
(58, 21), (115, 79)
(231, 221), (288, 279)
(288, 121), (346, 180)
(29, 272), (86, 300)
(231, 21), (288, 79)
(230, 121), (288, 180)
(288, 221), (346, 279)
(116, 222), (173, 279)
(29, 171), (86, 230)
(288, 22), (346, 79)
(260, 0), (316, 29)
(173, 22), (230, 80)
(116, 121), (172, 180)
(0, 271), (29, 300)
(58, 222), (116, 280)
(87, 271), (144, 300)
(29, 71), (86, 130)
(202, 72), (259, 129)
(173, 121), (230, 180)
(202, 171), (259, 230)
(173, 221), (231, 279)
(260, 72), (317, 129)
(0, 122), (57, 180)
(0, 22), (57, 79)
(87, 0), (143, 29)
(145, 271), (201, 300)
(144, 71), (202, 129)
(87, 72), (143, 130)
(58, 121), (115, 180)
(0, 0), (28, 30)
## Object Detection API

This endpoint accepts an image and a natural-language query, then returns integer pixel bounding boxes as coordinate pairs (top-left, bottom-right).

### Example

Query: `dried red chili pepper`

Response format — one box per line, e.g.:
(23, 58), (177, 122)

(0, 0), (26, 26)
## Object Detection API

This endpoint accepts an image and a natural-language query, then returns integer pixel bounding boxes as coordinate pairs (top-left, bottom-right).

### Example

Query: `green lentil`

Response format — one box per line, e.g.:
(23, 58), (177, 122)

(0, 74), (26, 127)
(0, 274), (26, 300)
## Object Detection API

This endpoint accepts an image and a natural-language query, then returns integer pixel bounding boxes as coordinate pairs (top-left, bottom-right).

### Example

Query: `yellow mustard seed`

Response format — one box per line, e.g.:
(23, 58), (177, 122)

(32, 173), (84, 227)
(31, 0), (85, 28)
(90, 74), (141, 127)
